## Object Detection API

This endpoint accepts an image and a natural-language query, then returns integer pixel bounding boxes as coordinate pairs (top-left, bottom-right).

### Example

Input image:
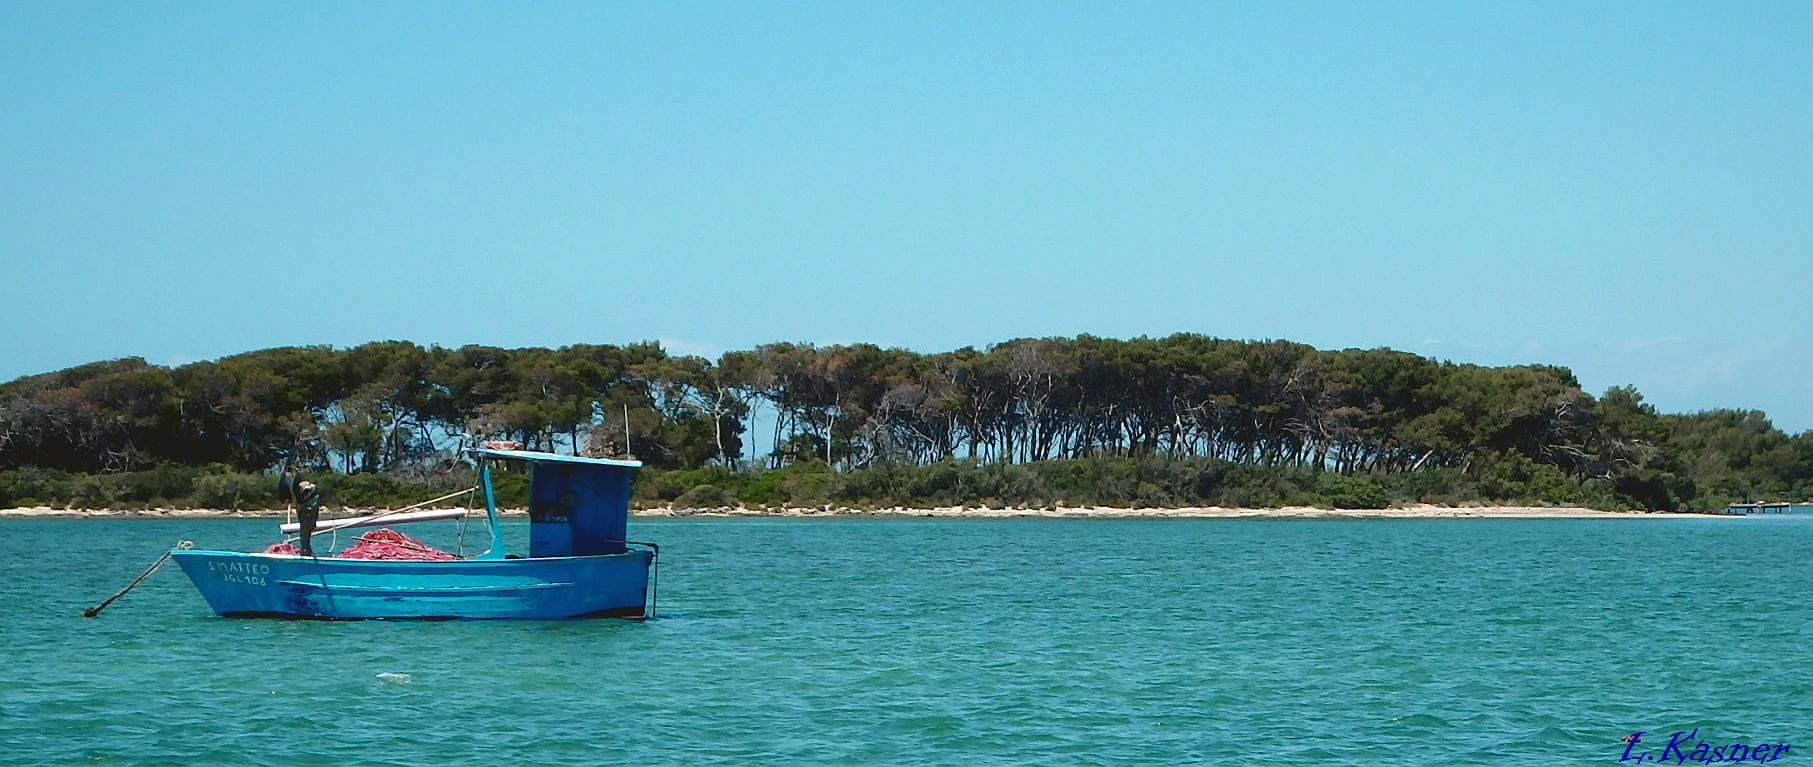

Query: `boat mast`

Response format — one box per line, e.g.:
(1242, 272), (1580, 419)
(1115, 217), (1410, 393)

(476, 457), (507, 560)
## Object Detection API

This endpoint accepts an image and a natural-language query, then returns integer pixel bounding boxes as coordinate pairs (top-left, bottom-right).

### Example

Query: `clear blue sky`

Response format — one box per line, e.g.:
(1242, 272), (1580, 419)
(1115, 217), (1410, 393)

(4, 2), (1808, 432)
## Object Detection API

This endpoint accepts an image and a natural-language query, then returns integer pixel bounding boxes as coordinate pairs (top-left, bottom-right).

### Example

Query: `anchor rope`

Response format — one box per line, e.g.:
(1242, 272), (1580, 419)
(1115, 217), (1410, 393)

(81, 540), (193, 618)
(454, 485), (475, 557)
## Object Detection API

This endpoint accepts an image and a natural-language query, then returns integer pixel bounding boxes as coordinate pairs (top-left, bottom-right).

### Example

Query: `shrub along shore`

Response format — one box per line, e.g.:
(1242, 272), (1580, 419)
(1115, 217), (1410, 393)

(0, 506), (1703, 519)
(0, 454), (1744, 516)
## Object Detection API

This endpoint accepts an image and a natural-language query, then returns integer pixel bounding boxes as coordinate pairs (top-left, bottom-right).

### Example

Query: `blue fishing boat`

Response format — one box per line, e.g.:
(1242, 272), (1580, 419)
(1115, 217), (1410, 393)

(170, 448), (657, 620)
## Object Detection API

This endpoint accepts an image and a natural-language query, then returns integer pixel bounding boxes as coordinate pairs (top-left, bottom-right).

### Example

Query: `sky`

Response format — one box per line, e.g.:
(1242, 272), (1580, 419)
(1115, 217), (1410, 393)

(3, 2), (1809, 432)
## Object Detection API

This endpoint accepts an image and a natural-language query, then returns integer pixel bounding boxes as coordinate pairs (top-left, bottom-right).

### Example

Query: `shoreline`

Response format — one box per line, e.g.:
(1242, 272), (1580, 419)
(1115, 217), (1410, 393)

(0, 504), (1720, 520)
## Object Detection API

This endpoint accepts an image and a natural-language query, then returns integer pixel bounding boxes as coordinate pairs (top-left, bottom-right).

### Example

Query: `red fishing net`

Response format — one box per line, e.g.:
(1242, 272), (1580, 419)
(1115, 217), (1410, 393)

(337, 528), (457, 560)
(259, 529), (456, 560)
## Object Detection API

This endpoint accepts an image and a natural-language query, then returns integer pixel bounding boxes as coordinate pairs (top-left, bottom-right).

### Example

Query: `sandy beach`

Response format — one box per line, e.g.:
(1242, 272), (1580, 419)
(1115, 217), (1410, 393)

(0, 504), (1714, 519)
(634, 504), (1712, 519)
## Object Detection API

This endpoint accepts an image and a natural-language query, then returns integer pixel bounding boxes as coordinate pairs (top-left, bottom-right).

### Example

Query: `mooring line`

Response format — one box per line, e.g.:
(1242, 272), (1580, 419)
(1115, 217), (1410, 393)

(81, 540), (193, 618)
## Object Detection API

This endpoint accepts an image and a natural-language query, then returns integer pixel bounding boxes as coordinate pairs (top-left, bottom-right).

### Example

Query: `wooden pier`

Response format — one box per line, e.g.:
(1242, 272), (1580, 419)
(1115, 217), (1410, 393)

(1722, 502), (1804, 515)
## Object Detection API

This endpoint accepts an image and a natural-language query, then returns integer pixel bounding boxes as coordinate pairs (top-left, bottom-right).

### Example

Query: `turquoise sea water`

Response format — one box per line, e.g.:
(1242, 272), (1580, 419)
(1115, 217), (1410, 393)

(1, 516), (1807, 766)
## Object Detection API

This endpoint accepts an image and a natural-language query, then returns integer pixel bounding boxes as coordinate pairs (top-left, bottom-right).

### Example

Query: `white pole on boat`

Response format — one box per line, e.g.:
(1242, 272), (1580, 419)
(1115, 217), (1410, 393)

(279, 507), (468, 535)
(276, 486), (478, 534)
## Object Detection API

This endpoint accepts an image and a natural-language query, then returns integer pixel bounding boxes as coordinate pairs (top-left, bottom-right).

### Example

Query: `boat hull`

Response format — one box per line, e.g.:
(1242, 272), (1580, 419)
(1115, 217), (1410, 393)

(170, 550), (652, 619)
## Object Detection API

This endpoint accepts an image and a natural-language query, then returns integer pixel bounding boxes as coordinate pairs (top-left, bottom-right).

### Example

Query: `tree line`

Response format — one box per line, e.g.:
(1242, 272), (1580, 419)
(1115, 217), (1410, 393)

(1, 336), (1807, 511)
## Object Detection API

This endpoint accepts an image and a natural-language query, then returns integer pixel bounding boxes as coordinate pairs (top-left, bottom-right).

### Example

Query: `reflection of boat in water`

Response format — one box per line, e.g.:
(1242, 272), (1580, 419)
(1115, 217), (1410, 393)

(171, 447), (657, 619)
(1720, 502), (1811, 516)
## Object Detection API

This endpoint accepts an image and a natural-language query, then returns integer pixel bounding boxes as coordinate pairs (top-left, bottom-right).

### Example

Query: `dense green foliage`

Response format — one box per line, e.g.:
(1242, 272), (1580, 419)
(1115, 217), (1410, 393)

(0, 457), (1620, 512)
(1, 336), (1807, 511)
(637, 455), (1625, 511)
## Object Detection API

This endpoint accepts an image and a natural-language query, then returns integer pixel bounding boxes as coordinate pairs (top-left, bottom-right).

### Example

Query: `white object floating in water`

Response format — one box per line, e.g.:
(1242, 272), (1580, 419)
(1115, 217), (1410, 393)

(375, 672), (412, 684)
